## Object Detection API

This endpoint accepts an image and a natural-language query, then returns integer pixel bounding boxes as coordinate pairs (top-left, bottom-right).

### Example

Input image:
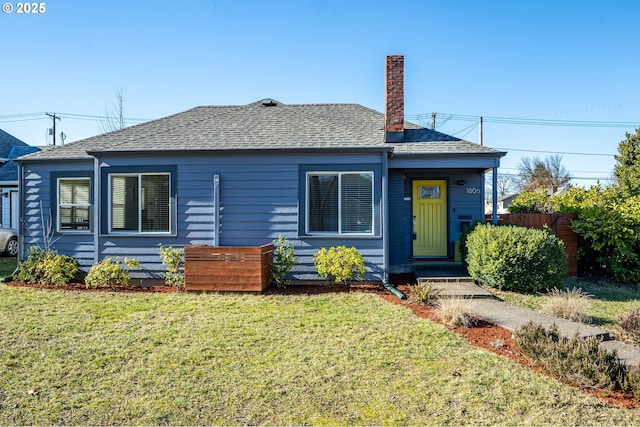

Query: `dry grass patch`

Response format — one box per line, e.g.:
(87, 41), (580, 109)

(437, 297), (478, 327)
(542, 287), (592, 323)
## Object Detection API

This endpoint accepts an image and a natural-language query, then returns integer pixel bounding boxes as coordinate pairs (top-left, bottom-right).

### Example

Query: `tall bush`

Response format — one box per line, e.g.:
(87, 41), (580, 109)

(466, 224), (566, 292)
(509, 186), (640, 284)
(271, 235), (297, 287)
(158, 244), (184, 289)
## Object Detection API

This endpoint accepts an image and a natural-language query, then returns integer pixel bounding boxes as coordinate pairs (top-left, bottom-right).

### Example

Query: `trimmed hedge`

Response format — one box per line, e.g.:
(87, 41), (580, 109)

(466, 224), (566, 292)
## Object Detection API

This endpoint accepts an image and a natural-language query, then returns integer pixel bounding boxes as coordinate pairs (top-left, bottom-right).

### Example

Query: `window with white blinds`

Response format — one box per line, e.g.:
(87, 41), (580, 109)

(307, 172), (373, 234)
(110, 173), (170, 233)
(58, 178), (91, 231)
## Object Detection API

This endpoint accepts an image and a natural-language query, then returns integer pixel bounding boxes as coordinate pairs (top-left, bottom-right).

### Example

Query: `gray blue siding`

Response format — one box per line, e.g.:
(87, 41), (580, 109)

(21, 152), (385, 281)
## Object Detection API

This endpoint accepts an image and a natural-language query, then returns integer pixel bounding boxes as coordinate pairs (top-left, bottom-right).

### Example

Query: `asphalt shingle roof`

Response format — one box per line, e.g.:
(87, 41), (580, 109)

(0, 130), (40, 181)
(20, 100), (505, 161)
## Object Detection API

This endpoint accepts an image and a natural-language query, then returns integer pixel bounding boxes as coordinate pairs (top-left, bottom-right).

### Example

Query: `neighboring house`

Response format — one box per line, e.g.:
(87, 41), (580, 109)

(17, 56), (506, 282)
(486, 193), (520, 215)
(486, 186), (571, 215)
(0, 129), (40, 229)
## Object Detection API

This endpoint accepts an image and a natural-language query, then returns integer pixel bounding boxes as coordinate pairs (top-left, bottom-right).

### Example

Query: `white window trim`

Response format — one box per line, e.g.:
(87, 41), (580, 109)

(108, 172), (172, 235)
(305, 171), (374, 236)
(57, 177), (91, 233)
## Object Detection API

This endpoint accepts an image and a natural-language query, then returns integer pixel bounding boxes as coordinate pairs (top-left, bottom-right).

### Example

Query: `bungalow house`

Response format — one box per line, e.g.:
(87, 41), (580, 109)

(0, 129), (40, 229)
(16, 56), (506, 282)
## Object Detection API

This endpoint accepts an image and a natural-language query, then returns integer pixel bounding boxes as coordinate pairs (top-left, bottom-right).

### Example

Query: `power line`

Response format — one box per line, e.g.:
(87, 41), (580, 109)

(0, 111), (149, 124)
(494, 147), (615, 156)
(406, 112), (639, 129)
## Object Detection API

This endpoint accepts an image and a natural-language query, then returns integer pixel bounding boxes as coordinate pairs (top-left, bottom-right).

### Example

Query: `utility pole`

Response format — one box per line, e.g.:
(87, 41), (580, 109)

(431, 112), (436, 130)
(479, 116), (483, 146)
(46, 113), (61, 146)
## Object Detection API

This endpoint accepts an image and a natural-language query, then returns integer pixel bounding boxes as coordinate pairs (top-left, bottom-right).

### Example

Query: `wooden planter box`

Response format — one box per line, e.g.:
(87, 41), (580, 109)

(184, 244), (274, 292)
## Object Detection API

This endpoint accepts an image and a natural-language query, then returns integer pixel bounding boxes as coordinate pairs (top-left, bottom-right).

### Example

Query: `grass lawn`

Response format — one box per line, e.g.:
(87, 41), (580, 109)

(0, 256), (18, 278)
(492, 278), (640, 338)
(0, 285), (638, 425)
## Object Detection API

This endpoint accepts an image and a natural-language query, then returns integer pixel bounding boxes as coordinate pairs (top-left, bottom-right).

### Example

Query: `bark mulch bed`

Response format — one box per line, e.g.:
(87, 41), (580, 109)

(4, 275), (637, 409)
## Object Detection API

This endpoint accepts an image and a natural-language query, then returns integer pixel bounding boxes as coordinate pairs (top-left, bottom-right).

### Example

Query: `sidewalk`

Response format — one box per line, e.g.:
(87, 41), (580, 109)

(423, 277), (640, 366)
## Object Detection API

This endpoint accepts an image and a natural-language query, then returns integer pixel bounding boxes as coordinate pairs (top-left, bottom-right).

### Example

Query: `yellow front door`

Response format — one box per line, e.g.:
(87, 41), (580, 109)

(413, 180), (448, 257)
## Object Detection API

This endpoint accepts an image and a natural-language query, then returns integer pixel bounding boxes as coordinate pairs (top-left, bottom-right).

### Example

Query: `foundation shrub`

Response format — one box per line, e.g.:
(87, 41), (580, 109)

(85, 257), (140, 289)
(16, 247), (80, 286)
(313, 246), (366, 284)
(465, 223), (566, 293)
(271, 235), (297, 288)
(158, 244), (184, 289)
(459, 220), (481, 273)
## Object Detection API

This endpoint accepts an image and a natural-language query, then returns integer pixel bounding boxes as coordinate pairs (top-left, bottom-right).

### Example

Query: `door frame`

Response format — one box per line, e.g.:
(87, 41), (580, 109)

(411, 178), (449, 258)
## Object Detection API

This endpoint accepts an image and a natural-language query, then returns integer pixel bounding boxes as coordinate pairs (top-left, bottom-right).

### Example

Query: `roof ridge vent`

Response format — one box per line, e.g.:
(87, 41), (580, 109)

(262, 99), (277, 107)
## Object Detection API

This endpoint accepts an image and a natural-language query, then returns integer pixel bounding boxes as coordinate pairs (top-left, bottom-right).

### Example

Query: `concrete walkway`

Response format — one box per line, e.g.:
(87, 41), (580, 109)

(423, 277), (640, 366)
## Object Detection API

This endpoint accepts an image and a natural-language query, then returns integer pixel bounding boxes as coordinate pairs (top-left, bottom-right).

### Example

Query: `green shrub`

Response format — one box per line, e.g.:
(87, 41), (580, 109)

(313, 246), (366, 284)
(466, 224), (566, 293)
(568, 189), (640, 284)
(271, 235), (297, 288)
(509, 190), (555, 214)
(618, 309), (640, 345)
(459, 220), (481, 273)
(85, 257), (140, 289)
(158, 244), (184, 289)
(514, 321), (626, 390)
(16, 247), (80, 286)
(407, 281), (442, 305)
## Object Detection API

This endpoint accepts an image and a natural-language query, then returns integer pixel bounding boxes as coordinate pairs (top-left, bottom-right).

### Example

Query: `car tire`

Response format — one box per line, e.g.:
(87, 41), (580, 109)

(5, 237), (18, 257)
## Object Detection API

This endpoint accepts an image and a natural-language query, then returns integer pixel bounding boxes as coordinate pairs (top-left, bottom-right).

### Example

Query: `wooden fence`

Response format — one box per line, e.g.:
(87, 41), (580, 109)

(184, 244), (274, 291)
(487, 214), (578, 277)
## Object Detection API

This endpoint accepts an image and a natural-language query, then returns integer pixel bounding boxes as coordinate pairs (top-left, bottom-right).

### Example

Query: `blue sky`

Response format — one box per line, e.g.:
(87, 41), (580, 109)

(2, 0), (639, 188)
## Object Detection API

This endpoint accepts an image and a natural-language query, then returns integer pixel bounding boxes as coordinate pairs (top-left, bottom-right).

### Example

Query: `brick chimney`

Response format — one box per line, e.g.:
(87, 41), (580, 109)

(385, 55), (404, 143)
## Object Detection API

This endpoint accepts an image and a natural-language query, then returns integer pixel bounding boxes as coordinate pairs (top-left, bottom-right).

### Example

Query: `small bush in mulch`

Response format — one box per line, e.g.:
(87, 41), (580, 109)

(407, 281), (442, 305)
(618, 309), (640, 345)
(513, 321), (633, 393)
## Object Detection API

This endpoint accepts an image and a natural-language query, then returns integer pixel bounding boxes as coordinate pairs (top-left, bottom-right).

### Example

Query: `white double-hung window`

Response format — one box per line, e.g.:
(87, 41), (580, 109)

(306, 171), (373, 235)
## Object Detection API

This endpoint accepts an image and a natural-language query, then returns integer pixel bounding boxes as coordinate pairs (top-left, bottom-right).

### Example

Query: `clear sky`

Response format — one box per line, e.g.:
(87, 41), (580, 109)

(2, 0), (639, 188)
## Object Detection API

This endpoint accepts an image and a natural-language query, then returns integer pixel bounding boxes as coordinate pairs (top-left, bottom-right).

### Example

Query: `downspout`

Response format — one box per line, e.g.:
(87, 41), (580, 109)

(213, 174), (220, 246)
(93, 157), (100, 264)
(381, 151), (389, 284)
(381, 151), (407, 300)
(492, 167), (498, 224)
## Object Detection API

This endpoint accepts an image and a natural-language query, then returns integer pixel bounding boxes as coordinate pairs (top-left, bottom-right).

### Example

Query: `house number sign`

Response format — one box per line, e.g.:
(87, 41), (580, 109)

(465, 187), (481, 195)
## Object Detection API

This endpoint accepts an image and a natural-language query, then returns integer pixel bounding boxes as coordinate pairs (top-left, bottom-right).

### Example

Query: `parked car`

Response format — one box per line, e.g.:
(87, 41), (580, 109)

(0, 227), (18, 257)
